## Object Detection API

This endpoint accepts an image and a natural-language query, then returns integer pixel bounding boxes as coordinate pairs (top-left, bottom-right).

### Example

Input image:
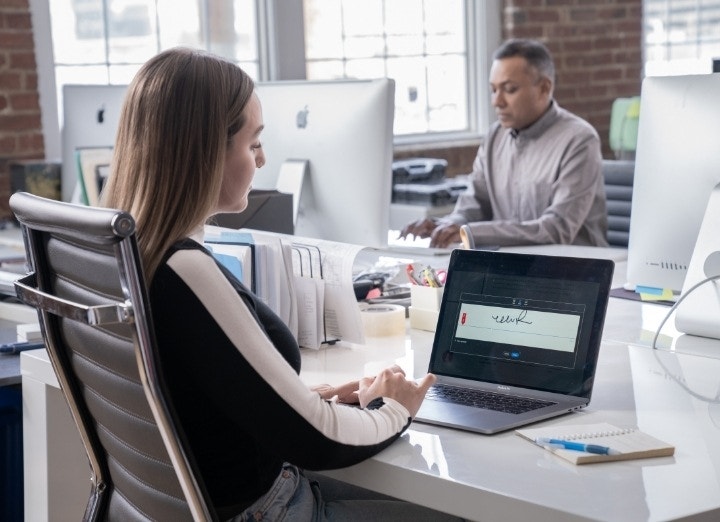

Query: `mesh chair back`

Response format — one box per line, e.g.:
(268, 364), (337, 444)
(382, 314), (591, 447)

(10, 192), (213, 521)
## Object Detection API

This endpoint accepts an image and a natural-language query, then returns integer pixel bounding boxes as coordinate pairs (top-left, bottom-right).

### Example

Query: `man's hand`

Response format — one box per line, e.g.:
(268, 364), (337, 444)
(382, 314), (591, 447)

(429, 222), (462, 248)
(399, 218), (437, 240)
(400, 218), (462, 248)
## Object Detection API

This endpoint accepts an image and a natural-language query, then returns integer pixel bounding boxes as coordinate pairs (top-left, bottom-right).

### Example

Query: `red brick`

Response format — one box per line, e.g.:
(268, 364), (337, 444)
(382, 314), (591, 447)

(0, 31), (34, 49)
(9, 92), (38, 111)
(6, 13), (32, 30)
(0, 113), (41, 131)
(0, 136), (16, 155)
(546, 0), (577, 5)
(592, 68), (624, 81)
(525, 9), (562, 23)
(1, 0), (31, 9)
(24, 72), (37, 90)
(17, 132), (44, 152)
(569, 8), (598, 22)
(10, 50), (35, 69)
(0, 71), (21, 89)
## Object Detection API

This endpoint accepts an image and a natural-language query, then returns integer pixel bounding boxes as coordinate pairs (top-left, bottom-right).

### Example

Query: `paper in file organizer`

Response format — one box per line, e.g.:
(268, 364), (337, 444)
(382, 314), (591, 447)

(291, 243), (326, 349)
(206, 242), (254, 291)
(204, 225), (366, 349)
(205, 227), (297, 340)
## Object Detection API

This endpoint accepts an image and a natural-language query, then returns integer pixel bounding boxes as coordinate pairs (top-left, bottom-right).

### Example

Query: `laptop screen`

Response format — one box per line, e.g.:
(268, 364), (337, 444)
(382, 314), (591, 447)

(430, 250), (614, 398)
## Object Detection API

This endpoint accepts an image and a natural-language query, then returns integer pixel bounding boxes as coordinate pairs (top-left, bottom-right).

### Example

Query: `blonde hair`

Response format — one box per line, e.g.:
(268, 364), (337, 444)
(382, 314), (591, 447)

(101, 47), (254, 280)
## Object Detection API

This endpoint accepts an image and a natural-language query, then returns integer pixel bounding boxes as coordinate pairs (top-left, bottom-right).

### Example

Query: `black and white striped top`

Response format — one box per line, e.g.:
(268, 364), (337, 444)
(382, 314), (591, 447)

(150, 238), (411, 517)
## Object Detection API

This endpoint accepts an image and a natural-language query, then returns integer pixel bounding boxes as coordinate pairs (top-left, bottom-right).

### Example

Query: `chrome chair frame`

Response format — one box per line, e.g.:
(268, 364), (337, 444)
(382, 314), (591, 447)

(10, 192), (214, 521)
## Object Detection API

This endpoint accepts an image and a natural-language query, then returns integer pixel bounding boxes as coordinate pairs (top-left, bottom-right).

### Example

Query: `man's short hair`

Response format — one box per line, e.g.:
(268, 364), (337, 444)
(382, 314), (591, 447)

(493, 39), (555, 84)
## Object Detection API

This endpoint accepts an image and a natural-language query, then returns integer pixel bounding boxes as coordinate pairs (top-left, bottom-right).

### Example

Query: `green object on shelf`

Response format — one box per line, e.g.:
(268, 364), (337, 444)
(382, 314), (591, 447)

(609, 96), (641, 154)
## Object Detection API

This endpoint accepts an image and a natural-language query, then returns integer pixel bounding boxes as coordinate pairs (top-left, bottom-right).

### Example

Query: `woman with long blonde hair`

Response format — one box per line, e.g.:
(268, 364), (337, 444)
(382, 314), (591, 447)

(102, 47), (458, 521)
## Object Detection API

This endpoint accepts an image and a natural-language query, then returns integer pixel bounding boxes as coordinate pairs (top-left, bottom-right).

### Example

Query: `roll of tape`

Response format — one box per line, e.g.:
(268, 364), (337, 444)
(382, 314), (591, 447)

(359, 304), (406, 337)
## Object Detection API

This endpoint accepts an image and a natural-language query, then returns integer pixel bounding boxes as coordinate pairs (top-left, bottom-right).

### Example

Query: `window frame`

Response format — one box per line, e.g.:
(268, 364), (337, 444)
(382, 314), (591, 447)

(30, 0), (500, 162)
(643, 0), (720, 77)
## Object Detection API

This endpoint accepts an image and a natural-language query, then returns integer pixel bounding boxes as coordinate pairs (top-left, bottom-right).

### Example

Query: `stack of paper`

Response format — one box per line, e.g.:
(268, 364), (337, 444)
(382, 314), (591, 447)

(204, 225), (366, 349)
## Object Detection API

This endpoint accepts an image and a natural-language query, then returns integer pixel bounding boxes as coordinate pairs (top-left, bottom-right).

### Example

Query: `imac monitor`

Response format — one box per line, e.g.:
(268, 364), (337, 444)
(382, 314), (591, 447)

(626, 73), (720, 294)
(253, 79), (395, 248)
(61, 84), (128, 202)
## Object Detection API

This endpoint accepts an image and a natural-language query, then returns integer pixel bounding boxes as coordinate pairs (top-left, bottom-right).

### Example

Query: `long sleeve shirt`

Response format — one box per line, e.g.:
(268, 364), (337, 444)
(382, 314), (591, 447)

(444, 101), (608, 247)
(149, 235), (411, 518)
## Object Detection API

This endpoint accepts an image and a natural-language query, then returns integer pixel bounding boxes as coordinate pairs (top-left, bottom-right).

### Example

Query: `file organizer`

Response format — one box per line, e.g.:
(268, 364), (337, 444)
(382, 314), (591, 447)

(205, 226), (367, 349)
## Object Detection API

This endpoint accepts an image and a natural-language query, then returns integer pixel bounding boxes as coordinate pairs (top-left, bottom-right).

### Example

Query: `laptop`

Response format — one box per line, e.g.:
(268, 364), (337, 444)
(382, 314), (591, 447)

(414, 249), (614, 434)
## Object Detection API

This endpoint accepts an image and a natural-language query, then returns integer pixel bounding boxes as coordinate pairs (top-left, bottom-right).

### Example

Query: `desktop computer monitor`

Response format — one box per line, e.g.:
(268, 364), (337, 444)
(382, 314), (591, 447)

(61, 79), (396, 247)
(253, 78), (395, 248)
(625, 73), (720, 294)
(61, 84), (128, 202)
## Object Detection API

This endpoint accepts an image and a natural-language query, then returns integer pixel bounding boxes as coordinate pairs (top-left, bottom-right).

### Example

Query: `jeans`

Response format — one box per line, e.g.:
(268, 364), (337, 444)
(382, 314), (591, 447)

(229, 463), (465, 521)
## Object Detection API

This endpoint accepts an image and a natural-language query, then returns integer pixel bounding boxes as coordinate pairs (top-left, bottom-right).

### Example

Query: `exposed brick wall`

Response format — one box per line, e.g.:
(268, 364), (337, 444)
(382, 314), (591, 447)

(0, 0), (44, 219)
(503, 0), (643, 158)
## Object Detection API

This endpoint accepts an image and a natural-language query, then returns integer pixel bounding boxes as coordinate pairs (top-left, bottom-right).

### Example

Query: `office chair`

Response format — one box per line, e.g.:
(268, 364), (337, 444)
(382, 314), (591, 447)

(602, 160), (635, 247)
(9, 192), (214, 521)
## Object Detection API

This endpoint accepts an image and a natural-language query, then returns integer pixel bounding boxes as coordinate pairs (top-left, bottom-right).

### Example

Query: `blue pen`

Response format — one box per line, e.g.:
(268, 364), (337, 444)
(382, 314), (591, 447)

(0, 341), (45, 355)
(535, 437), (621, 455)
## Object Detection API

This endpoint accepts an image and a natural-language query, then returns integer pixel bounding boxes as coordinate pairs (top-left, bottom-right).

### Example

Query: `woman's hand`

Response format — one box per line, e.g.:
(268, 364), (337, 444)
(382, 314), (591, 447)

(310, 364), (411, 406)
(311, 381), (361, 404)
(357, 366), (436, 418)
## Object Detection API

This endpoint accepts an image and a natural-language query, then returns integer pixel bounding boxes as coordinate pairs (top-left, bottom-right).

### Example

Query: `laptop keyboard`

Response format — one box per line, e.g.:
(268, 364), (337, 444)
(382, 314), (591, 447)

(425, 384), (556, 414)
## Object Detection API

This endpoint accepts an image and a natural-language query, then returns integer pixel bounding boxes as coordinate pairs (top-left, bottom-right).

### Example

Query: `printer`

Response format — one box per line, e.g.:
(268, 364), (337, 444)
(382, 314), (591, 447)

(391, 158), (467, 207)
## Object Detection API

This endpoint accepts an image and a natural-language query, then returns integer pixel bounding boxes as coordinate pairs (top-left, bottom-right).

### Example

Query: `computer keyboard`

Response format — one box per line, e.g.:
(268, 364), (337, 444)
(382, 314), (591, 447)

(384, 231), (457, 256)
(426, 384), (556, 414)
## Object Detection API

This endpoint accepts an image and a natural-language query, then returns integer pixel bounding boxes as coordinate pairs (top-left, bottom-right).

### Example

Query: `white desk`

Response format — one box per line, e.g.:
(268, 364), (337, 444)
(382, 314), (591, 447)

(304, 332), (720, 522)
(20, 246), (720, 522)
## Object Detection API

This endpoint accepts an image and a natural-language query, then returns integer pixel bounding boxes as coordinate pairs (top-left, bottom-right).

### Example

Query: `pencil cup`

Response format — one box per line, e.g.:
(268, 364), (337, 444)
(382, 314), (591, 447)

(409, 286), (444, 332)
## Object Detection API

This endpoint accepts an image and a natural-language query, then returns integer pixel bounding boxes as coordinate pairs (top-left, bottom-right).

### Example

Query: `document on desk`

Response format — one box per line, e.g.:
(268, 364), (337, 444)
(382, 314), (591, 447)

(205, 225), (366, 349)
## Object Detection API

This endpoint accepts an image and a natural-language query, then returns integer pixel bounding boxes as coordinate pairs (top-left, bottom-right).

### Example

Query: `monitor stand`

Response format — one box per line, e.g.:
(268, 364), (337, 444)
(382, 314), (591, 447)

(275, 159), (308, 226)
(675, 182), (720, 340)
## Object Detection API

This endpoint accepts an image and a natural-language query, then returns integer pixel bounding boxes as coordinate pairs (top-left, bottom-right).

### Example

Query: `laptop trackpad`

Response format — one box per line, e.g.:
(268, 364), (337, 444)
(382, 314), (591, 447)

(414, 400), (508, 434)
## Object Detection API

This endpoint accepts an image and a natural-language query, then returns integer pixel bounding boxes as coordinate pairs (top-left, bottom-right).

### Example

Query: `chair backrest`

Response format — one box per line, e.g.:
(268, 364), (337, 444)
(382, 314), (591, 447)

(10, 192), (214, 521)
(602, 160), (635, 248)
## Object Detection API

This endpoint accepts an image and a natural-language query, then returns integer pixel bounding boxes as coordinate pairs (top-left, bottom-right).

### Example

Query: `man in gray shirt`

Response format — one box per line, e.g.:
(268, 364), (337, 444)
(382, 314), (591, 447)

(400, 39), (608, 248)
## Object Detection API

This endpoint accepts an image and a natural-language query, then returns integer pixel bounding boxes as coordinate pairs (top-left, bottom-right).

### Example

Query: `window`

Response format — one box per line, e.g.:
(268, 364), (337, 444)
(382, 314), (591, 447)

(33, 0), (499, 160)
(49, 0), (258, 105)
(644, 0), (720, 76)
(303, 0), (469, 136)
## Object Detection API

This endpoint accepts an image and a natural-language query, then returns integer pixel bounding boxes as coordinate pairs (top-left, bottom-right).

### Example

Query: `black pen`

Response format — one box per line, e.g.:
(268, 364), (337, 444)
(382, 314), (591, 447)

(0, 341), (45, 355)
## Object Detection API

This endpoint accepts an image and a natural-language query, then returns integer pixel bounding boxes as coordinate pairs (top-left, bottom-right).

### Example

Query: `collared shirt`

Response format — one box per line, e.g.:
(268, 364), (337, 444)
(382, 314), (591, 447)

(444, 101), (608, 247)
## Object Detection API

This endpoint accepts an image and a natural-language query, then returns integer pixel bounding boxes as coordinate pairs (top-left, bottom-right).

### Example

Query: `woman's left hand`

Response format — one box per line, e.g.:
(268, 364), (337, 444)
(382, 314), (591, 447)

(311, 364), (405, 405)
(311, 381), (360, 404)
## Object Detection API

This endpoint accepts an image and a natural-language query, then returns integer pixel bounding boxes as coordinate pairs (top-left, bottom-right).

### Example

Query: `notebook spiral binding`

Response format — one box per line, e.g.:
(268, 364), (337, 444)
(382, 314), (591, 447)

(556, 427), (635, 440)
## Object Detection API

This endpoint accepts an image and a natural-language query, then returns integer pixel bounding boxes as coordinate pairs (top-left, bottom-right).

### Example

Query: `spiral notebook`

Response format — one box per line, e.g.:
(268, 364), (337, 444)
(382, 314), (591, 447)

(516, 422), (675, 464)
